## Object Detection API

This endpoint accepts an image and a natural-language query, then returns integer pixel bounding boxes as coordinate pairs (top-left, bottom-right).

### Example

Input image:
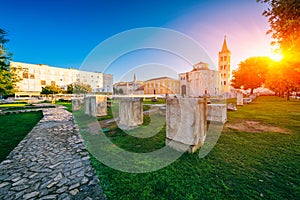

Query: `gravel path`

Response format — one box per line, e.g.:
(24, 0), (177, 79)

(0, 107), (106, 200)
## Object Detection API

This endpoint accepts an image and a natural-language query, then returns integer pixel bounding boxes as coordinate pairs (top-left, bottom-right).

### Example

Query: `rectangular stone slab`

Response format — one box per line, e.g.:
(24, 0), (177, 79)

(166, 97), (207, 153)
(207, 104), (227, 123)
(90, 95), (107, 117)
(118, 97), (143, 128)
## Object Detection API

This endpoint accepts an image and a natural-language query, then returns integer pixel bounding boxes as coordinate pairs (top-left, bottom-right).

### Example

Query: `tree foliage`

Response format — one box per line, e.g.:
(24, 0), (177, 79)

(257, 0), (300, 99)
(113, 87), (124, 95)
(231, 57), (271, 94)
(0, 28), (19, 97)
(41, 85), (63, 94)
(265, 61), (300, 99)
(257, 0), (300, 57)
(67, 83), (92, 94)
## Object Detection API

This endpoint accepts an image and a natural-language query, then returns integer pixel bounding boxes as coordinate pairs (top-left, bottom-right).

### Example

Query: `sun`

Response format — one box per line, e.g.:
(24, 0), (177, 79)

(268, 51), (283, 62)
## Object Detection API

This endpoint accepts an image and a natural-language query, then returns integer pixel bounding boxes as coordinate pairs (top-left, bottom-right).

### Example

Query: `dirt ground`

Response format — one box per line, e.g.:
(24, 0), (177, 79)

(226, 120), (291, 134)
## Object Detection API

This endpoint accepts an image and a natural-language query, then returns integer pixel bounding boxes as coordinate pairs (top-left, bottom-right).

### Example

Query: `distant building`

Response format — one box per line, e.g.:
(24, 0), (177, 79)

(10, 61), (113, 96)
(113, 74), (144, 95)
(144, 77), (179, 95)
(218, 36), (231, 93)
(102, 73), (113, 93)
(134, 85), (145, 95)
(179, 62), (221, 97)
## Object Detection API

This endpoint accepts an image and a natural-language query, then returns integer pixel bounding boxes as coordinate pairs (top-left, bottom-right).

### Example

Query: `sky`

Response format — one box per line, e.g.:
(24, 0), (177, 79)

(0, 0), (272, 82)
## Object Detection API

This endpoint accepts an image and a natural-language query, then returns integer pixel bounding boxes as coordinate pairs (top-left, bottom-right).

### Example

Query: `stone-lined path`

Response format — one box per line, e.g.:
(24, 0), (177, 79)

(0, 107), (106, 200)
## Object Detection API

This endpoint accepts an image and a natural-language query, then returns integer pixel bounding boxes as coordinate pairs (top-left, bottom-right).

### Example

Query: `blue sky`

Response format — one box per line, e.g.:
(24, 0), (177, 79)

(0, 0), (271, 82)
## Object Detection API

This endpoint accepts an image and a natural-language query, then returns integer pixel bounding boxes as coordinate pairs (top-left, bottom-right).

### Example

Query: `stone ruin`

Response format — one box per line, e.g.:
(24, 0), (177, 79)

(117, 97), (143, 130)
(72, 98), (83, 111)
(84, 95), (107, 117)
(207, 104), (227, 123)
(166, 98), (207, 153)
(237, 91), (243, 106)
(166, 97), (227, 153)
(81, 94), (227, 154)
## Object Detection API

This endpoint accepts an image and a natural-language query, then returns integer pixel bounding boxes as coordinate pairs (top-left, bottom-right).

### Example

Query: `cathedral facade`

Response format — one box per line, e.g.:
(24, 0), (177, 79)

(179, 37), (231, 97)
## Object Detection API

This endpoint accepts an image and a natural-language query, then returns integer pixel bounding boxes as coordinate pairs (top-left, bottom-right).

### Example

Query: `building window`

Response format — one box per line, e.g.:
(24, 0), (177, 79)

(224, 65), (226, 70)
(51, 81), (56, 86)
(41, 80), (46, 85)
(29, 74), (35, 79)
(224, 81), (226, 86)
(23, 72), (28, 79)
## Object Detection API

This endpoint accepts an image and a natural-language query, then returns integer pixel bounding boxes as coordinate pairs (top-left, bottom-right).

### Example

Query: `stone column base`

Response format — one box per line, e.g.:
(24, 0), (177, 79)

(166, 138), (204, 154)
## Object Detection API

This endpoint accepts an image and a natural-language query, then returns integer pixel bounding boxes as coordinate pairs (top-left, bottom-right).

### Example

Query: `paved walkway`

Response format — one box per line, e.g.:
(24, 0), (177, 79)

(0, 107), (106, 200)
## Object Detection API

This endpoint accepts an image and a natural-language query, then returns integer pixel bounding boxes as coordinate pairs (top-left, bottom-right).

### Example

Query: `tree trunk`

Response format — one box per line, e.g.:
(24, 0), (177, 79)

(250, 88), (254, 94)
(287, 91), (290, 100)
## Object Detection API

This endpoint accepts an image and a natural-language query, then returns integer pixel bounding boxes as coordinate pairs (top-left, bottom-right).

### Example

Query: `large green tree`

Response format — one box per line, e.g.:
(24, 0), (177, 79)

(257, 0), (300, 59)
(67, 83), (92, 94)
(231, 56), (271, 94)
(41, 85), (63, 94)
(0, 28), (19, 97)
(257, 0), (300, 99)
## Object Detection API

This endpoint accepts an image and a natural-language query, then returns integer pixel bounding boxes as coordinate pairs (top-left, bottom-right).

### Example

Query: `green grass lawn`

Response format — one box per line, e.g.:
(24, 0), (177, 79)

(88, 96), (300, 199)
(0, 111), (43, 162)
(143, 98), (166, 104)
(55, 101), (72, 112)
(0, 103), (27, 107)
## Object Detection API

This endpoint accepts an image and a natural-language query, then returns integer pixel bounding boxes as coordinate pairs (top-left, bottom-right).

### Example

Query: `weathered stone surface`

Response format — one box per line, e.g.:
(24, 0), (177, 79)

(84, 96), (91, 115)
(243, 97), (252, 104)
(118, 97), (143, 129)
(72, 98), (83, 111)
(0, 107), (106, 200)
(90, 95), (107, 117)
(207, 104), (227, 123)
(69, 188), (79, 196)
(23, 191), (39, 199)
(166, 97), (207, 153)
(237, 92), (243, 106)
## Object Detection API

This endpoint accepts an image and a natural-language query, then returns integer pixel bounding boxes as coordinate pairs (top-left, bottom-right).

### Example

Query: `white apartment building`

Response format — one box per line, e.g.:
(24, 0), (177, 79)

(10, 61), (113, 96)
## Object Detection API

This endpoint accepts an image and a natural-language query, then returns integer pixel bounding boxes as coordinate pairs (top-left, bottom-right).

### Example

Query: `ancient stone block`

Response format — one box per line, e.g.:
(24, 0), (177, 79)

(90, 95), (107, 117)
(166, 97), (207, 153)
(72, 98), (82, 111)
(207, 104), (227, 123)
(84, 96), (91, 115)
(237, 92), (243, 106)
(118, 97), (143, 129)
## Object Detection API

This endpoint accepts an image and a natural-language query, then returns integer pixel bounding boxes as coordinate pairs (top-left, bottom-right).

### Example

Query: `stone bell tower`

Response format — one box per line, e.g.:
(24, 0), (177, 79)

(218, 36), (231, 93)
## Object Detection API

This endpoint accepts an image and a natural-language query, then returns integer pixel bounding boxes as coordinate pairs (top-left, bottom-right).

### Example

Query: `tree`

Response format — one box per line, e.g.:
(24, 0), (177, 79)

(231, 56), (271, 94)
(41, 85), (63, 94)
(66, 83), (92, 94)
(257, 0), (300, 60)
(257, 0), (300, 99)
(0, 28), (19, 97)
